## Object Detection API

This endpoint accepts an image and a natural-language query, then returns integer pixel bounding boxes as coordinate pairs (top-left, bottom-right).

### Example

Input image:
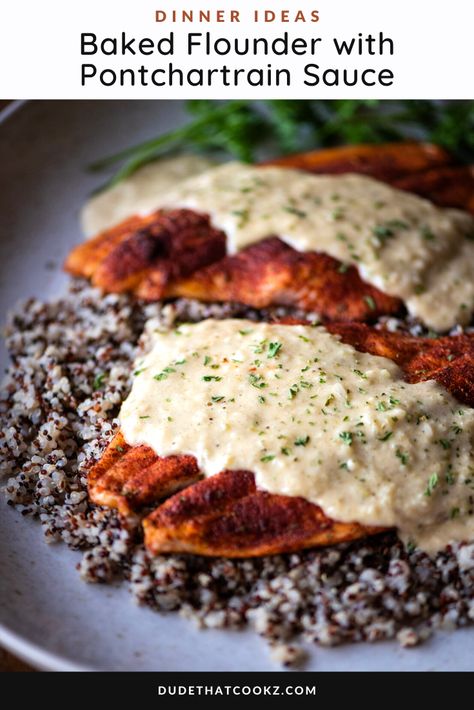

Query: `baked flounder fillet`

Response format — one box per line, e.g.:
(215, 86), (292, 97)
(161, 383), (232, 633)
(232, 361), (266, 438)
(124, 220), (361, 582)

(65, 208), (227, 295)
(66, 142), (474, 329)
(88, 323), (474, 557)
(66, 214), (403, 322)
(89, 431), (377, 557)
(266, 142), (474, 214)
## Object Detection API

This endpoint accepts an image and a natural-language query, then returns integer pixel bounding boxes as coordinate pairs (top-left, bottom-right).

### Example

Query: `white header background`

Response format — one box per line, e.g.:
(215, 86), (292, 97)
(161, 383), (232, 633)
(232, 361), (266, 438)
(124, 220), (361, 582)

(0, 0), (472, 98)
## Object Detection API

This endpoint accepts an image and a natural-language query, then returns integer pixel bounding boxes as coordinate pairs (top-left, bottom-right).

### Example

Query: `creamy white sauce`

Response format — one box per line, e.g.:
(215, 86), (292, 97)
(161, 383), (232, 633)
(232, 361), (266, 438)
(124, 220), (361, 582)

(156, 163), (474, 332)
(120, 319), (474, 553)
(81, 155), (215, 236)
(83, 158), (474, 331)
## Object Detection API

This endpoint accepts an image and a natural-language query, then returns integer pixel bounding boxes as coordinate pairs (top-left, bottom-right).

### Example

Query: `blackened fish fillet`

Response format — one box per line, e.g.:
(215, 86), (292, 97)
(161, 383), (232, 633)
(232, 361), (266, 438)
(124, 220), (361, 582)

(65, 208), (227, 296)
(169, 236), (403, 322)
(88, 325), (474, 556)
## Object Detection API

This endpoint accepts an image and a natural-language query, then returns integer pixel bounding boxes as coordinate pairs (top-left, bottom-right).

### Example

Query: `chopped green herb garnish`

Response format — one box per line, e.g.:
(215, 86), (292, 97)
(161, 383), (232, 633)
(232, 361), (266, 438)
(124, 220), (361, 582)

(283, 205), (307, 218)
(267, 341), (282, 358)
(154, 366), (176, 381)
(253, 339), (268, 354)
(378, 431), (393, 441)
(93, 373), (106, 390)
(396, 448), (409, 466)
(249, 372), (266, 389)
(260, 455), (275, 463)
(294, 435), (310, 447)
(364, 295), (376, 311)
(421, 225), (435, 241)
(372, 224), (394, 242)
(424, 472), (439, 497)
(445, 470), (456, 485)
(339, 431), (353, 446)
(372, 220), (409, 244)
(288, 384), (299, 399)
(231, 208), (250, 226)
(202, 375), (222, 382)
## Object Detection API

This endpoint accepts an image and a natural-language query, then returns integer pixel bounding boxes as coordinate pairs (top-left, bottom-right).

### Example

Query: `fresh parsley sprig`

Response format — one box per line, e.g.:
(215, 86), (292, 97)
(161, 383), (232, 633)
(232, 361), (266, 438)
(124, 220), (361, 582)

(90, 100), (474, 190)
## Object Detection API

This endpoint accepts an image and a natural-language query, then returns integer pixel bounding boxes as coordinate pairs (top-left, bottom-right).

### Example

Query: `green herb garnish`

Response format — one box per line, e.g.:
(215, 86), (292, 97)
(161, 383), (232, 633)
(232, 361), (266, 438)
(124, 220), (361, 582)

(294, 435), (310, 447)
(93, 373), (106, 390)
(90, 101), (474, 190)
(396, 449), (409, 465)
(289, 384), (299, 399)
(154, 367), (176, 381)
(364, 295), (376, 311)
(283, 205), (307, 218)
(424, 472), (439, 496)
(249, 373), (266, 389)
(267, 341), (282, 358)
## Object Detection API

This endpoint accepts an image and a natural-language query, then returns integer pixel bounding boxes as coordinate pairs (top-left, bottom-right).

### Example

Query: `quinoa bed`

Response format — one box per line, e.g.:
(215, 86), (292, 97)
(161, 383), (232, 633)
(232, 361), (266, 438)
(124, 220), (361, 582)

(1, 281), (474, 666)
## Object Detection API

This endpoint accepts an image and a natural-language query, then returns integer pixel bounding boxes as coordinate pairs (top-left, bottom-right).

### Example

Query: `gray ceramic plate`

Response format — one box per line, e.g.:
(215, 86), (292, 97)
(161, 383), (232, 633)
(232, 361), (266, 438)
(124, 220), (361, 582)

(0, 101), (473, 671)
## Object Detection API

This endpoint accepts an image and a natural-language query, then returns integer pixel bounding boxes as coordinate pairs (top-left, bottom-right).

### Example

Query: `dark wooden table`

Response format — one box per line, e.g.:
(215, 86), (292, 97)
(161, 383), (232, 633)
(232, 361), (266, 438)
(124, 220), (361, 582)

(0, 647), (35, 672)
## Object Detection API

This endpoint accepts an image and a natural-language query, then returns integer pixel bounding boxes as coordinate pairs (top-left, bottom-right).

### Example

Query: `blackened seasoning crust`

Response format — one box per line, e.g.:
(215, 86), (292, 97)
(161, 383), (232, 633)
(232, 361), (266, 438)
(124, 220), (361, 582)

(1, 281), (474, 665)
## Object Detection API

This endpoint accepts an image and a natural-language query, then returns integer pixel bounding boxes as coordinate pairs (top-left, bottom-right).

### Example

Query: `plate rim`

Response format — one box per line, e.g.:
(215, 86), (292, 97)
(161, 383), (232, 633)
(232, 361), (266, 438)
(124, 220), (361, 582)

(0, 99), (110, 672)
(0, 623), (94, 672)
(1, 99), (473, 673)
(0, 100), (27, 126)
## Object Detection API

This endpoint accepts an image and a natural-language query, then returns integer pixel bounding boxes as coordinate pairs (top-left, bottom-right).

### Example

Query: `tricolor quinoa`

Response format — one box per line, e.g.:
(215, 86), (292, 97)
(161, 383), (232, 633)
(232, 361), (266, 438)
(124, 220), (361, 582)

(1, 281), (474, 666)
